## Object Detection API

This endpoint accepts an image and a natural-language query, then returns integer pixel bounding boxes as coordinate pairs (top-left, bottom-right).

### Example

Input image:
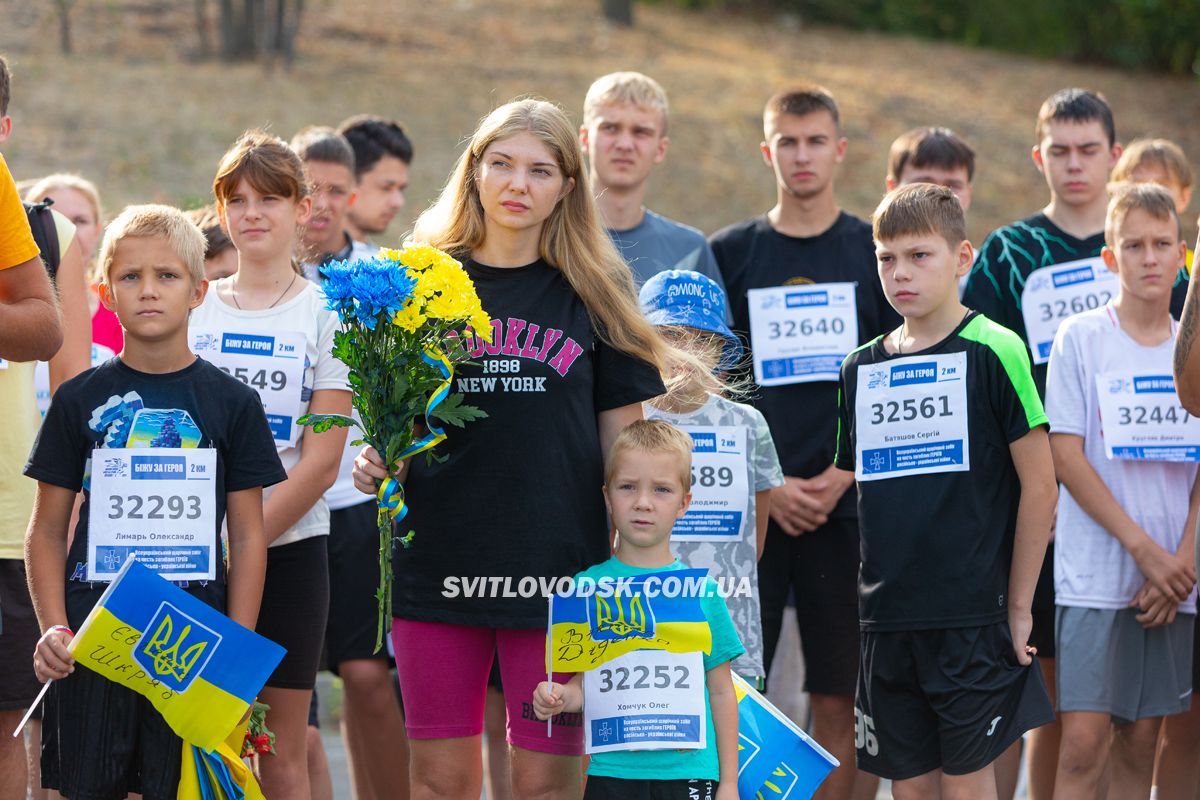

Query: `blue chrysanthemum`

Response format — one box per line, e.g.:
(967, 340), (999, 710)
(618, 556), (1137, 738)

(320, 259), (358, 323)
(321, 257), (416, 330)
(352, 258), (418, 331)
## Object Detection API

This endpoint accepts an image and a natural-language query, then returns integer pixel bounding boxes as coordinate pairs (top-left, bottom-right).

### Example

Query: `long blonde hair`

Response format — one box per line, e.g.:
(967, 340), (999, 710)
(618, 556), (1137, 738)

(415, 98), (667, 371)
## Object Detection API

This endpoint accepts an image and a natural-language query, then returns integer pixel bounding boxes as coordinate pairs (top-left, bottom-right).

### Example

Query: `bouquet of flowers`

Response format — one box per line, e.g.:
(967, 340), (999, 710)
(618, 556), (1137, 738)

(300, 243), (492, 650)
(240, 701), (275, 762)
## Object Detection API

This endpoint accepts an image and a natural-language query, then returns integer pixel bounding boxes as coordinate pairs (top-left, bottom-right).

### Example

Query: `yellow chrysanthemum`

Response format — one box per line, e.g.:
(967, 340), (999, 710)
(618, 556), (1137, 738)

(392, 301), (427, 333)
(387, 241), (492, 340)
(398, 242), (462, 275)
(470, 312), (494, 342)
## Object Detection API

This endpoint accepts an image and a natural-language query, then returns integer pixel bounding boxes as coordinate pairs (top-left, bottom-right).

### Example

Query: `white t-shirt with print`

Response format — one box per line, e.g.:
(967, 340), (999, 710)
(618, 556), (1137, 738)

(190, 278), (350, 547)
(1045, 303), (1197, 611)
(645, 393), (785, 679)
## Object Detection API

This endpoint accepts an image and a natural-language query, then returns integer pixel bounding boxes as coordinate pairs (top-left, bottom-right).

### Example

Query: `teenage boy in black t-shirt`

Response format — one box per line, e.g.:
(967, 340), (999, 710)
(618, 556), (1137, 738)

(710, 84), (899, 800)
(885, 127), (976, 217)
(836, 184), (1056, 798)
(337, 115), (412, 246)
(24, 204), (286, 800)
(961, 90), (1188, 795)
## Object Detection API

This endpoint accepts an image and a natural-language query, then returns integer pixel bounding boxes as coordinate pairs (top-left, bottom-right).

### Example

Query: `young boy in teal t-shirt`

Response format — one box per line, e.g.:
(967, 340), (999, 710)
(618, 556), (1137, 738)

(534, 420), (743, 800)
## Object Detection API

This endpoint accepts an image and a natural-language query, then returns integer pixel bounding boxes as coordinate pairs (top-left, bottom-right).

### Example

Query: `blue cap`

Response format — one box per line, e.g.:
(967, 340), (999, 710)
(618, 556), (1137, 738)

(639, 270), (743, 369)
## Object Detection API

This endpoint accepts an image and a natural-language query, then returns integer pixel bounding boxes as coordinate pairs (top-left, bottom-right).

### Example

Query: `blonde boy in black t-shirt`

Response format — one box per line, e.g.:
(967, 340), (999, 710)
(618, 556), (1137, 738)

(835, 185), (1057, 799)
(25, 205), (285, 800)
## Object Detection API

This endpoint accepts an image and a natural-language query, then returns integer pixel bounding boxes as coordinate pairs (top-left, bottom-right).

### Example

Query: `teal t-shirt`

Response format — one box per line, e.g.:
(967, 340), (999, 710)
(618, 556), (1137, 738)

(580, 557), (744, 782)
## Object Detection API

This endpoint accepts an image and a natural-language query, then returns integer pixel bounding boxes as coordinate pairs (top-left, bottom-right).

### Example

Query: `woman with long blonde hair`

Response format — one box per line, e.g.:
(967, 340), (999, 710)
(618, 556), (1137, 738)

(354, 98), (666, 800)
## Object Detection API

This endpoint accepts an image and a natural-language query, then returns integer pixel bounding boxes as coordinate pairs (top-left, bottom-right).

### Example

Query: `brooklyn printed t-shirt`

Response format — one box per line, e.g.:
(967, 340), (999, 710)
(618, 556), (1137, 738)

(1045, 305), (1198, 612)
(580, 558), (744, 782)
(23, 358), (286, 626)
(645, 394), (784, 679)
(393, 258), (665, 628)
(835, 312), (1048, 631)
(962, 212), (1189, 395)
(711, 212), (899, 515)
(189, 280), (349, 546)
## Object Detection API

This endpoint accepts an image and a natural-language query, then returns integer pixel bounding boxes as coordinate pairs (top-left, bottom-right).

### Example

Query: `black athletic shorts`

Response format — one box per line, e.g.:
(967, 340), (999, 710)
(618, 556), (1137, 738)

(856, 621), (1054, 780)
(0, 558), (42, 711)
(1028, 541), (1056, 658)
(41, 665), (181, 800)
(326, 500), (394, 672)
(308, 689), (320, 729)
(757, 515), (859, 695)
(258, 536), (330, 690)
(584, 776), (716, 800)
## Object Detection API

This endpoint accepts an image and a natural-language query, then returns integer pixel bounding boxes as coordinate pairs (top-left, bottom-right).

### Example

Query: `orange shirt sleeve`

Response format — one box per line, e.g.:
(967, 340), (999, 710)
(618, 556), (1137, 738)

(0, 153), (40, 271)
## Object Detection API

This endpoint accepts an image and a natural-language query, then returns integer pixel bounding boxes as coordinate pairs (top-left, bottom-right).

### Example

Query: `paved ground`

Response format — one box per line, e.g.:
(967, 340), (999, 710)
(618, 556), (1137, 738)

(314, 608), (1029, 799)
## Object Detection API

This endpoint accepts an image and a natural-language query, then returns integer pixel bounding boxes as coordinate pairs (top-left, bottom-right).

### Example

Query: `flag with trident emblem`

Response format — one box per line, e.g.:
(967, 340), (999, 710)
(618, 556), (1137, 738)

(548, 567), (712, 672)
(68, 557), (285, 750)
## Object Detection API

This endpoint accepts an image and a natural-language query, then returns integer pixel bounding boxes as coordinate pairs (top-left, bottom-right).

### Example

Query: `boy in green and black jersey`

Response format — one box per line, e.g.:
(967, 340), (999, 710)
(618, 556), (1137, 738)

(835, 184), (1057, 799)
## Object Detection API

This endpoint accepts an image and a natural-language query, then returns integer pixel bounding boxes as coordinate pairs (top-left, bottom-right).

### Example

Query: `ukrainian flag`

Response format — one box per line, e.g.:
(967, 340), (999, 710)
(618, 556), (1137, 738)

(178, 723), (265, 800)
(733, 673), (839, 800)
(549, 568), (711, 672)
(69, 558), (285, 751)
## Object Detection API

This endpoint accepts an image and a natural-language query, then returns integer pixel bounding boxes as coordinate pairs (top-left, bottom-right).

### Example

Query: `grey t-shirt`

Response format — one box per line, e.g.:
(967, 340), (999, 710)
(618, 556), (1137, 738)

(609, 208), (728, 295)
(645, 394), (785, 679)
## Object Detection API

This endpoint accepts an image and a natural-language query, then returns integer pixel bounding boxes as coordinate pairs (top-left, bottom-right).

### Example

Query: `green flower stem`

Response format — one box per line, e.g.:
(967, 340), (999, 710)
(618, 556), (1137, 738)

(374, 507), (393, 654)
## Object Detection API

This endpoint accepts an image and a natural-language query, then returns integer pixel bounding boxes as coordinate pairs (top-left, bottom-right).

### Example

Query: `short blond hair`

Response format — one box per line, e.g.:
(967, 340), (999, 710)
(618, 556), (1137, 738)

(604, 419), (692, 491)
(1112, 138), (1194, 191)
(583, 71), (669, 134)
(1105, 181), (1181, 247)
(873, 183), (967, 247)
(97, 204), (206, 289)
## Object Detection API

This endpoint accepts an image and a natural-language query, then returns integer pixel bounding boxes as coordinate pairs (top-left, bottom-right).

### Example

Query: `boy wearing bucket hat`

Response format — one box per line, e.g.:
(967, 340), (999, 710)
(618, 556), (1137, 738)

(640, 270), (785, 686)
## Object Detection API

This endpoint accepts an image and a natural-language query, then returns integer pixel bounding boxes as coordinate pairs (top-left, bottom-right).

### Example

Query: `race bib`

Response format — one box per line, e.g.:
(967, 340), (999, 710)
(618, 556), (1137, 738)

(35, 343), (117, 416)
(1020, 258), (1116, 364)
(672, 427), (749, 542)
(855, 352), (970, 481)
(190, 329), (306, 445)
(1095, 372), (1200, 461)
(748, 283), (858, 385)
(87, 448), (217, 582)
(583, 649), (706, 754)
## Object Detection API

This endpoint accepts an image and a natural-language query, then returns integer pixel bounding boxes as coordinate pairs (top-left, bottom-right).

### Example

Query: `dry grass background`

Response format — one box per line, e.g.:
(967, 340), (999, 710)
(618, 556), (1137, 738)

(2, 0), (1199, 245)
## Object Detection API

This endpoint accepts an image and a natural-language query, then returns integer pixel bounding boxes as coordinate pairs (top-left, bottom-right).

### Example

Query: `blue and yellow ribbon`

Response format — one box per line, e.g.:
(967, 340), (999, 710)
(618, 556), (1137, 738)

(376, 347), (454, 524)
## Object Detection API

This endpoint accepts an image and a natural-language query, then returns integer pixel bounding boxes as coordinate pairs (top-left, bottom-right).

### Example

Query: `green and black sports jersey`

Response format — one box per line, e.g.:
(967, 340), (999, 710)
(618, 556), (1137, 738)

(962, 212), (1188, 396)
(834, 312), (1048, 632)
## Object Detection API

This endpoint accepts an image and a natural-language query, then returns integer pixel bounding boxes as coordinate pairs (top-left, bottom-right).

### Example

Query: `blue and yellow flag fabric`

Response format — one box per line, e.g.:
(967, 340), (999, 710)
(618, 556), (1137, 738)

(69, 558), (286, 751)
(733, 674), (839, 800)
(549, 568), (712, 672)
(178, 723), (265, 800)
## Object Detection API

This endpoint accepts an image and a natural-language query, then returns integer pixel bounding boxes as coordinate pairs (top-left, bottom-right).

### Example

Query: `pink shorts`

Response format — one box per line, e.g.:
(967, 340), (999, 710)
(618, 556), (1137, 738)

(391, 618), (584, 756)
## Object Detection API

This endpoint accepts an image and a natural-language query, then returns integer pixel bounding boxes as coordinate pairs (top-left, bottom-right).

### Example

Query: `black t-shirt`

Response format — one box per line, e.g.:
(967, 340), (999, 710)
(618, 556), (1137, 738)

(24, 357), (286, 628)
(710, 212), (900, 517)
(834, 312), (1049, 631)
(962, 212), (1189, 396)
(394, 258), (666, 628)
